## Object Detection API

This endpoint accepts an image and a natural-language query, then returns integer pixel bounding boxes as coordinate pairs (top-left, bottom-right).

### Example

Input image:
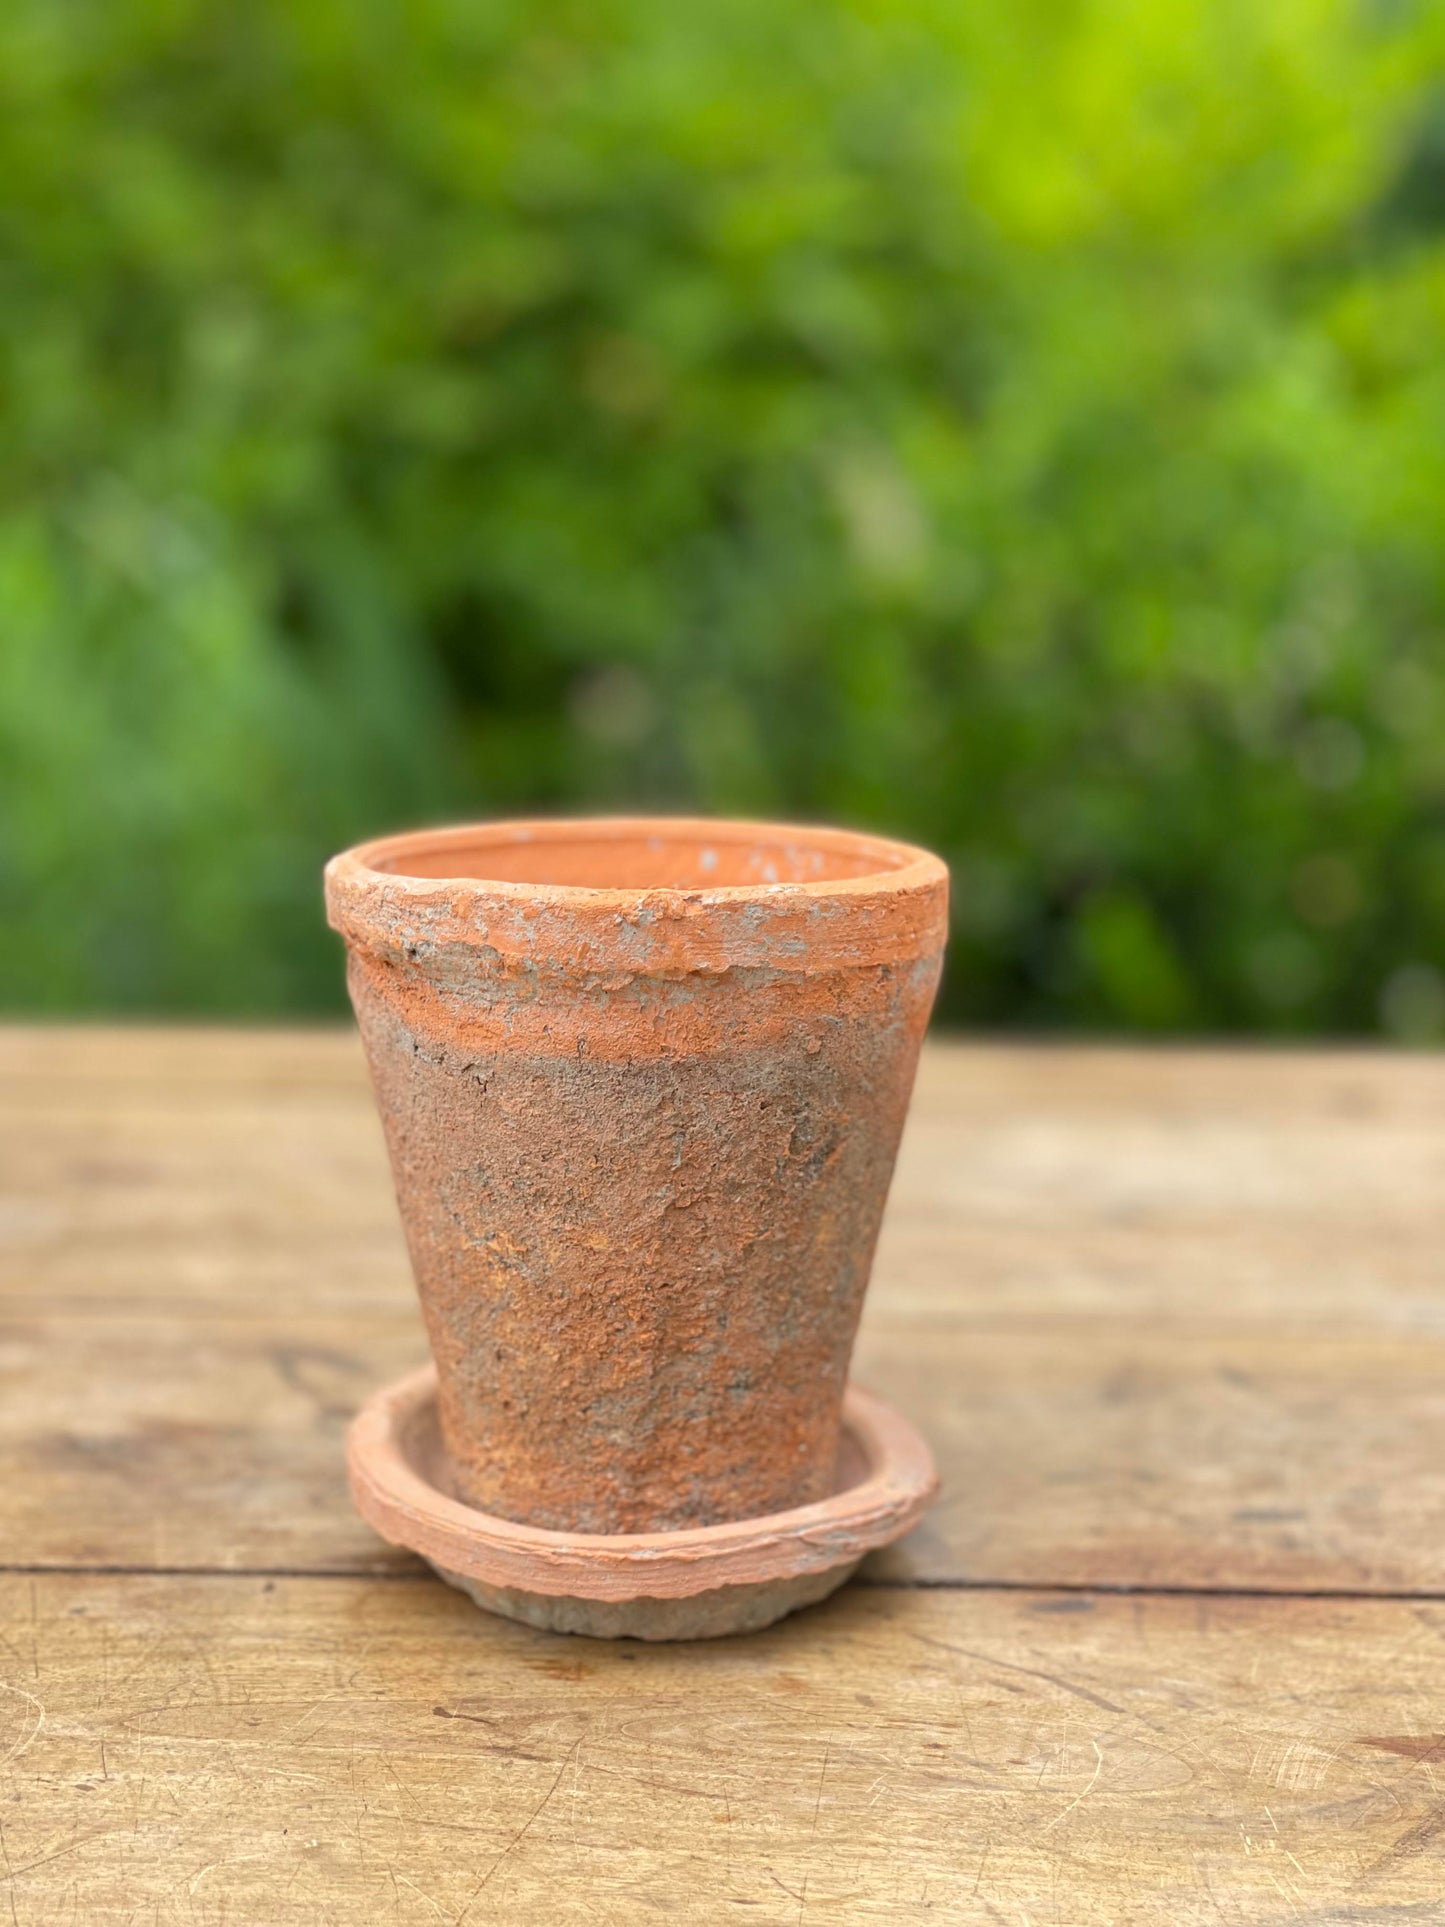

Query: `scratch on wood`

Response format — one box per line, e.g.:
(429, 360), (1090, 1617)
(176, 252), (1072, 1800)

(0, 1686), (44, 1769)
(1043, 1740), (1104, 1830)
(392, 1872), (451, 1922)
(1263, 1866), (1302, 1920)
(1361, 1804), (1445, 1878)
(810, 1745), (830, 1837)
(909, 1631), (1124, 1715)
(457, 1737), (580, 1917)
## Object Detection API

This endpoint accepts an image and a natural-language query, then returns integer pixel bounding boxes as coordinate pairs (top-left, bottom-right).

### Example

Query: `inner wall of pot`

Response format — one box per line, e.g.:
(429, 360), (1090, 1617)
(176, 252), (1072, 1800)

(367, 823), (914, 891)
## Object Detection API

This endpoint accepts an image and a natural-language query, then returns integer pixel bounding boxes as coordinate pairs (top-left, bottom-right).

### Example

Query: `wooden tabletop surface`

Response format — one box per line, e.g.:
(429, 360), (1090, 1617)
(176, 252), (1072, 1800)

(2, 1027), (1443, 1923)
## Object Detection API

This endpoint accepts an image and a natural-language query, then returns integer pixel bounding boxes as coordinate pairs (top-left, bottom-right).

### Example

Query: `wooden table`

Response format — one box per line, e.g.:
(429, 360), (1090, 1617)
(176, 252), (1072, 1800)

(2, 1028), (1443, 1923)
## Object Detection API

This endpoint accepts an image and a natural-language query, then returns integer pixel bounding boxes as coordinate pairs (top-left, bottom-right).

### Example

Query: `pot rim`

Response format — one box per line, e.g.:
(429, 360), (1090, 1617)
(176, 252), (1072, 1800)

(327, 814), (946, 910)
(325, 815), (948, 976)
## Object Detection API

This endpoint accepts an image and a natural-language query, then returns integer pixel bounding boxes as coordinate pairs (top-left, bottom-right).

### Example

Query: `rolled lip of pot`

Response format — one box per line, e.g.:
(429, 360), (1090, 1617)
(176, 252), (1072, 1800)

(325, 816), (949, 976)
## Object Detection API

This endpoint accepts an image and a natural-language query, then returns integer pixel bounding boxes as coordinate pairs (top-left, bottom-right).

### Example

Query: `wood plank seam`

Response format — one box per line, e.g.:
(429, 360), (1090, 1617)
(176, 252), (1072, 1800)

(4, 1563), (1445, 1606)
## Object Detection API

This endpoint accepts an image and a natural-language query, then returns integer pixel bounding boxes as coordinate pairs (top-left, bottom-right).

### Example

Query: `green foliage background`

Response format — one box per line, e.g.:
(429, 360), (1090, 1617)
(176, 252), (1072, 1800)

(4, 0), (1445, 1033)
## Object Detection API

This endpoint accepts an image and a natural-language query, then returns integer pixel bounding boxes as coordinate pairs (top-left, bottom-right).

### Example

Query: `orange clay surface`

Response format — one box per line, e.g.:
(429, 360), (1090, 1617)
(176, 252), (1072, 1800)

(326, 818), (947, 1537)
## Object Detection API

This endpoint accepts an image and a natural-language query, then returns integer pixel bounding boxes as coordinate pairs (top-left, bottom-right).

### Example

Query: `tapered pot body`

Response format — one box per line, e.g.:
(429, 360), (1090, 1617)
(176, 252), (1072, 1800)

(326, 817), (947, 1535)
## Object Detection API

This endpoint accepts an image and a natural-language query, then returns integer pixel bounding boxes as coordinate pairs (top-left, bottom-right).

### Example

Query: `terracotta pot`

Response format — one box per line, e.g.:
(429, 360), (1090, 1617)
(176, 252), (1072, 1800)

(325, 817), (947, 1541)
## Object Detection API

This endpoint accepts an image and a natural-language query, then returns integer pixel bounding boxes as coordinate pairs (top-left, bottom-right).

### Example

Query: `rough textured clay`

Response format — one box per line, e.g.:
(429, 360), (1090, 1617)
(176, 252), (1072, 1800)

(328, 815), (947, 1632)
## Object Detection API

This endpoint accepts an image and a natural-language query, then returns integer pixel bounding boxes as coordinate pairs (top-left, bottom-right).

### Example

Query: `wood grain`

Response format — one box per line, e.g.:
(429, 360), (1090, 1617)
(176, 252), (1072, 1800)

(4, 1025), (1445, 1923)
(2, 1028), (1441, 1590)
(5, 1574), (1445, 1924)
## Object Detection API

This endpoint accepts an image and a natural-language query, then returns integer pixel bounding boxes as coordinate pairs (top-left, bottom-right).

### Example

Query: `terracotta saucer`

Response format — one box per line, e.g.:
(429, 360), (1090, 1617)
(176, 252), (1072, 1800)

(348, 1365), (939, 1640)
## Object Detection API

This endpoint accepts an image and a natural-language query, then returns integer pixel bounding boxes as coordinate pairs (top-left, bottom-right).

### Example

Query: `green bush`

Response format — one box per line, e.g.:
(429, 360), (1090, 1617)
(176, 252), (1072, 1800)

(4, 0), (1445, 1032)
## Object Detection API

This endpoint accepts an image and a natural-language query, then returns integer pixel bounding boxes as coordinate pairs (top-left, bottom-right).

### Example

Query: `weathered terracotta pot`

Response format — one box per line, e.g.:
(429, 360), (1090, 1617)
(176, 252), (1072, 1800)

(326, 817), (947, 1561)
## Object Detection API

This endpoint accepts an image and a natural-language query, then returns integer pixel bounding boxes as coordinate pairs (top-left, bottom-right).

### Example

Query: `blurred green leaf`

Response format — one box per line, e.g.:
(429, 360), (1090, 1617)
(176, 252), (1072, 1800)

(2, 0), (1445, 1030)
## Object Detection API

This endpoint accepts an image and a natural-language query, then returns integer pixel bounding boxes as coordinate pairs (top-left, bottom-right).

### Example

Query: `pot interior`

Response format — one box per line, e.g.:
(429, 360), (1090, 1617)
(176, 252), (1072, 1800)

(367, 821), (917, 891)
